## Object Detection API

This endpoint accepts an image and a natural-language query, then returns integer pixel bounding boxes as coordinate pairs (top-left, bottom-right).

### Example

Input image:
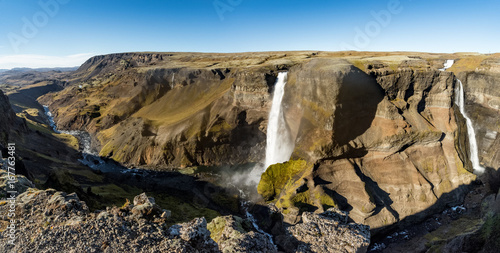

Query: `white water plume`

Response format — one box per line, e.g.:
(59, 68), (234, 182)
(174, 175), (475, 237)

(264, 72), (294, 169)
(455, 80), (485, 174)
(245, 72), (295, 186)
(439, 59), (455, 71)
(440, 59), (484, 174)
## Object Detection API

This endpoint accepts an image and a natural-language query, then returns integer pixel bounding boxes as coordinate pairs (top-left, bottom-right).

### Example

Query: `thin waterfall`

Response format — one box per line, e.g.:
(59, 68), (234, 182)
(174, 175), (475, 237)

(264, 72), (294, 170)
(455, 80), (485, 174)
(441, 59), (485, 174)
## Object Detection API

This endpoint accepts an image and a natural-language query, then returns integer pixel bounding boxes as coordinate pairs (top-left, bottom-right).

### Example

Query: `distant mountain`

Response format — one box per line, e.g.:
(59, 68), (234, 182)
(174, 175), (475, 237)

(5, 67), (79, 73)
(0, 67), (75, 87)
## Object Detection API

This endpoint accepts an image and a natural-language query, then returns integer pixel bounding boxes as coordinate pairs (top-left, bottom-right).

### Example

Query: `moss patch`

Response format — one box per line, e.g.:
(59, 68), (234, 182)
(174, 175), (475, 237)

(150, 193), (221, 224)
(480, 213), (500, 247)
(91, 183), (142, 207)
(207, 216), (229, 243)
(257, 159), (308, 201)
(423, 217), (483, 250)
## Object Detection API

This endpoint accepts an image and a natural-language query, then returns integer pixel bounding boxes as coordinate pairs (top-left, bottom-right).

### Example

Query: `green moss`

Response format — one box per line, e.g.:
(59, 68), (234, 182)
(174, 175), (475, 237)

(67, 168), (105, 183)
(91, 183), (142, 207)
(291, 190), (310, 205)
(438, 179), (452, 195)
(207, 216), (228, 243)
(257, 159), (308, 201)
(423, 160), (434, 173)
(208, 120), (233, 133)
(55, 133), (79, 150)
(350, 60), (367, 72)
(207, 216), (250, 243)
(211, 192), (240, 213)
(150, 193), (221, 224)
(423, 217), (483, 250)
(480, 214), (500, 246)
(318, 192), (336, 210)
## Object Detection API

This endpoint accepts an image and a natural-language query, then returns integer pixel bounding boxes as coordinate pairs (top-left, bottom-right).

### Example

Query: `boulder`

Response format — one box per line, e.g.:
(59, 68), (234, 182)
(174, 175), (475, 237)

(208, 215), (277, 253)
(131, 192), (163, 218)
(278, 208), (370, 253)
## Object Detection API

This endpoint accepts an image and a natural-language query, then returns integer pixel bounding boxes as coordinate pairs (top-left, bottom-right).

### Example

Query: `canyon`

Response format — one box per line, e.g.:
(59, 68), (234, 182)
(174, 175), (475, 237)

(1, 51), (500, 252)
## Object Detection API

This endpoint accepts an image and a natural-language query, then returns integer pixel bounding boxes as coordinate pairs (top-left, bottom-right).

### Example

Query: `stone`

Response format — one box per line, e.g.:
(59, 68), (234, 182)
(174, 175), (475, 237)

(208, 215), (277, 253)
(278, 208), (370, 253)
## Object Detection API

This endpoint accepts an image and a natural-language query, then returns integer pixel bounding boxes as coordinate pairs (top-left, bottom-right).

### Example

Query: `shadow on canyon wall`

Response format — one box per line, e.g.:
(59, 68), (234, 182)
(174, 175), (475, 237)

(332, 65), (385, 146)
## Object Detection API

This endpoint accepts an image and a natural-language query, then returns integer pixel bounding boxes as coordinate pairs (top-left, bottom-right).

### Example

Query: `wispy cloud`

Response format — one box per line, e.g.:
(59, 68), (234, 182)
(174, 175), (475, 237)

(0, 53), (96, 69)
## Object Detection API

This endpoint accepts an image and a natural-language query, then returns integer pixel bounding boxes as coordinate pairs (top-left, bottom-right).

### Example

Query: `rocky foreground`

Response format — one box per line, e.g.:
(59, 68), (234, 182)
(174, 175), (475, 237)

(0, 169), (370, 253)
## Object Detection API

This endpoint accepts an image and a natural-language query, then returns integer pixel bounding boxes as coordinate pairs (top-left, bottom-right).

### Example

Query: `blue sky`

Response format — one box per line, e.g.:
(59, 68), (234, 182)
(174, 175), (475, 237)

(0, 0), (499, 68)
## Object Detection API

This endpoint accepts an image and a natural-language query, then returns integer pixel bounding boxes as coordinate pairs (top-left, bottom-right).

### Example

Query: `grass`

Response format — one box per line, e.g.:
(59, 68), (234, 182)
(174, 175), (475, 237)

(150, 192), (221, 224)
(208, 120), (233, 133)
(54, 133), (79, 150)
(423, 217), (483, 250)
(135, 77), (234, 126)
(91, 183), (143, 207)
(67, 168), (105, 183)
(480, 213), (500, 246)
(447, 55), (488, 73)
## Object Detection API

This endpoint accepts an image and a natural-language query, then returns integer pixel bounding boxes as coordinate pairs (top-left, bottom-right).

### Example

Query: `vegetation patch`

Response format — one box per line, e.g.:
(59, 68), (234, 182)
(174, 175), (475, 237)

(480, 213), (500, 247)
(150, 193), (221, 224)
(423, 217), (482, 250)
(257, 159), (308, 201)
(447, 55), (488, 73)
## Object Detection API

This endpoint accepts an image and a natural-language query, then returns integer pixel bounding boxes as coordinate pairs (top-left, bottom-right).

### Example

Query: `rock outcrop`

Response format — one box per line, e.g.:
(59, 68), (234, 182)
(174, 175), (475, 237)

(208, 215), (277, 253)
(277, 208), (370, 253)
(458, 69), (500, 170)
(0, 91), (26, 145)
(0, 186), (267, 252)
(0, 168), (373, 252)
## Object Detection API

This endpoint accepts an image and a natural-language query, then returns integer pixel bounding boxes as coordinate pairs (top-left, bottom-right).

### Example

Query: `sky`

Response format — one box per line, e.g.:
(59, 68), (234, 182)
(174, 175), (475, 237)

(0, 0), (499, 69)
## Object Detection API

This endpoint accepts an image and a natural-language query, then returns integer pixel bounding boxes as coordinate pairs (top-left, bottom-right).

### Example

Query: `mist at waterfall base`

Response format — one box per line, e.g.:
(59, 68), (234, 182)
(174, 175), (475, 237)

(440, 61), (485, 174)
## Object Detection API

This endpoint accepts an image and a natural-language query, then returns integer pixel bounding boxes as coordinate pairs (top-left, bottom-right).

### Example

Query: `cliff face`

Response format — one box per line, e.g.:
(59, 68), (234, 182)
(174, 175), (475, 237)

(0, 91), (15, 144)
(0, 91), (26, 145)
(39, 53), (282, 168)
(39, 52), (484, 231)
(460, 70), (500, 170)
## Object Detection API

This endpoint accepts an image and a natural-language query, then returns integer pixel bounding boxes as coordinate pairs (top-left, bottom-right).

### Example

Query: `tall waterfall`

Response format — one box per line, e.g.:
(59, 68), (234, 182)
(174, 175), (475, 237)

(441, 59), (484, 174)
(264, 72), (294, 170)
(455, 80), (485, 174)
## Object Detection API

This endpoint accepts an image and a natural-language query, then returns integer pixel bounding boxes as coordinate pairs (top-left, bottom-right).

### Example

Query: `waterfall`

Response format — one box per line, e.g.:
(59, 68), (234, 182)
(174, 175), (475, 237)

(455, 80), (485, 174)
(264, 72), (294, 170)
(439, 59), (455, 71)
(440, 60), (484, 173)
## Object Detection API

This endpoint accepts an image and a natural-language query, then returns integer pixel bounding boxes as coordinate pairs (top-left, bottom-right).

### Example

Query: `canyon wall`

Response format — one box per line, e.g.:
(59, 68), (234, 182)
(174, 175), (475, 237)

(39, 52), (498, 231)
(276, 58), (475, 231)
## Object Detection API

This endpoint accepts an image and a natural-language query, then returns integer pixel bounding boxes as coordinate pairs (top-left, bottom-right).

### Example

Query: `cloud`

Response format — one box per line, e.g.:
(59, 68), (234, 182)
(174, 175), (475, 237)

(0, 53), (96, 69)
